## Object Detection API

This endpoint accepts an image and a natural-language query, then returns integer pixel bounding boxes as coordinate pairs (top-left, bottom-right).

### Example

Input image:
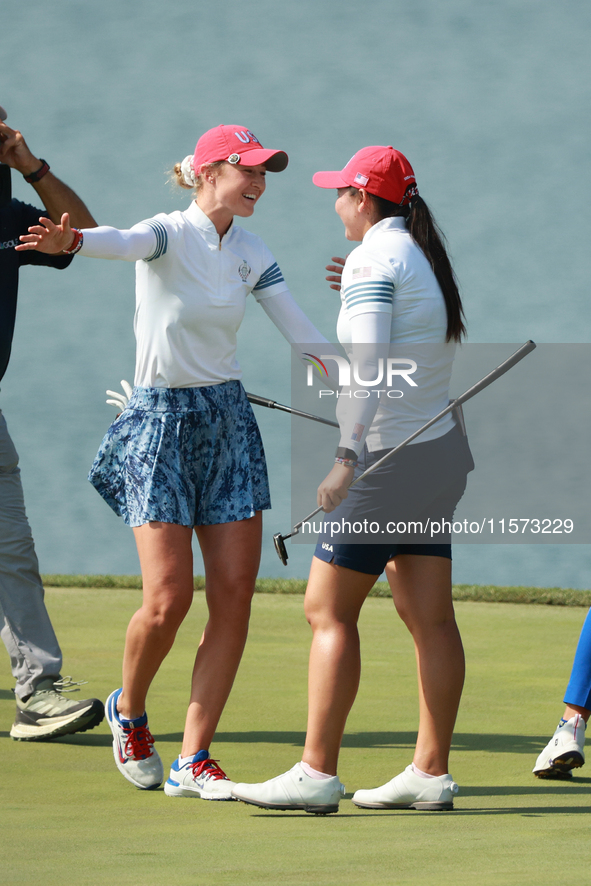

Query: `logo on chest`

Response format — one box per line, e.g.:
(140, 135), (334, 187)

(238, 260), (251, 282)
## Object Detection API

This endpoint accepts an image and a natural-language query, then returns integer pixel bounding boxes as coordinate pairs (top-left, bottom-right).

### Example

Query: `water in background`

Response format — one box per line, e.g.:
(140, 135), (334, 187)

(1, 1), (590, 586)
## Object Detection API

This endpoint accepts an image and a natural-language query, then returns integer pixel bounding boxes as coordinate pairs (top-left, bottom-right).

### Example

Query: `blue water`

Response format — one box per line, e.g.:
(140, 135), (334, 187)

(1, 1), (590, 586)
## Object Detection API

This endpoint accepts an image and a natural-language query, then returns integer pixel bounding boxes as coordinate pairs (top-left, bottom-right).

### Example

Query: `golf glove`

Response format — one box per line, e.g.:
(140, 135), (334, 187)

(106, 379), (133, 412)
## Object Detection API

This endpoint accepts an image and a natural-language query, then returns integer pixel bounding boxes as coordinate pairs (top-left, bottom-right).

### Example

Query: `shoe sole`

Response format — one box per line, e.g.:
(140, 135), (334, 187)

(10, 704), (104, 741)
(352, 799), (454, 810)
(233, 795), (339, 815)
(534, 752), (585, 779)
(164, 782), (236, 801)
(106, 691), (162, 791)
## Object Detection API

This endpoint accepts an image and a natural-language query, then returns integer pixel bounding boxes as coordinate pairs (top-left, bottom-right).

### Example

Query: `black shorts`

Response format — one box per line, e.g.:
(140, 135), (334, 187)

(313, 423), (473, 576)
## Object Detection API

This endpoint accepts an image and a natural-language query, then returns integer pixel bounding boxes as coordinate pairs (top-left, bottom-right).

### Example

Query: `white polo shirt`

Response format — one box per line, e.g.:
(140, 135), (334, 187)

(81, 202), (291, 388)
(133, 202), (290, 387)
(335, 216), (456, 453)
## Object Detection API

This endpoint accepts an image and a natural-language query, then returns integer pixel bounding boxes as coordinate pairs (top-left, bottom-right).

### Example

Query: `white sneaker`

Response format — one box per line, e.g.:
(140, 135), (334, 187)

(352, 764), (458, 810)
(533, 715), (586, 779)
(164, 751), (236, 800)
(232, 762), (345, 815)
(106, 689), (163, 790)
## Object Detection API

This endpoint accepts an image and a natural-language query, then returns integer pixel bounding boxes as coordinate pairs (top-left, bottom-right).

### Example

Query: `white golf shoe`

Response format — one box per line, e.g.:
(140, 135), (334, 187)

(352, 764), (458, 810)
(164, 751), (236, 800)
(106, 689), (163, 790)
(232, 762), (345, 815)
(533, 715), (586, 779)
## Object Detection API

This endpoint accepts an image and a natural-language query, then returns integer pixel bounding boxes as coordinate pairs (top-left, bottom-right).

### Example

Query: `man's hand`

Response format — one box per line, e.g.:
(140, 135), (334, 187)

(317, 462), (354, 513)
(16, 213), (74, 254)
(0, 115), (96, 228)
(326, 255), (346, 292)
(0, 120), (43, 178)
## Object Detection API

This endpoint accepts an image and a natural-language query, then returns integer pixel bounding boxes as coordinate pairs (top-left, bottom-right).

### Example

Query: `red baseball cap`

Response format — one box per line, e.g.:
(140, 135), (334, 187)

(313, 146), (417, 205)
(193, 125), (288, 174)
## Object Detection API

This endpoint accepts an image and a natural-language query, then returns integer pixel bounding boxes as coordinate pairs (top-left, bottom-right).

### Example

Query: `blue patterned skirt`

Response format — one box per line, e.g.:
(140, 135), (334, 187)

(88, 381), (271, 527)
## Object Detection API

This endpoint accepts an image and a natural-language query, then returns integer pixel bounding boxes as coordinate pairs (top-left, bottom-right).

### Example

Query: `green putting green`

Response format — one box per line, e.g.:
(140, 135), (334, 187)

(1, 587), (590, 886)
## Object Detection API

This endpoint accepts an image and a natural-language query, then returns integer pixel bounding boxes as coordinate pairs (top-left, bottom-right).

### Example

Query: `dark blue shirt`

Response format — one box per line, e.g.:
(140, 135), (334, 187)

(0, 177), (72, 382)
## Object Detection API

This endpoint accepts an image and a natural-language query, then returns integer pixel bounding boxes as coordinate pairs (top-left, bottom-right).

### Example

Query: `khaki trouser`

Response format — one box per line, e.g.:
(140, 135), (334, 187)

(0, 408), (62, 699)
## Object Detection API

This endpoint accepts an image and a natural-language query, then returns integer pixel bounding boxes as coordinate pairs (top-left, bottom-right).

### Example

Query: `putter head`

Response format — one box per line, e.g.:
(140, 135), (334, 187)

(273, 532), (289, 566)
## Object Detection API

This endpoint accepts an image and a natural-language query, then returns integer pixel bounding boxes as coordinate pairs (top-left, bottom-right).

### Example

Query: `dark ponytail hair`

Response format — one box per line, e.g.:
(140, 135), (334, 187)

(364, 190), (466, 342)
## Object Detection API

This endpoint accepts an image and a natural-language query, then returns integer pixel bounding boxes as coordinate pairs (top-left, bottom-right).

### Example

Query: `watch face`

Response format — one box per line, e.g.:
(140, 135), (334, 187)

(0, 164), (11, 206)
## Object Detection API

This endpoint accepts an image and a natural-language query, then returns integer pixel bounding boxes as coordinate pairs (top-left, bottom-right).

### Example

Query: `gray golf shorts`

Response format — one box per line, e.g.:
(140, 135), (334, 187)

(314, 423), (474, 575)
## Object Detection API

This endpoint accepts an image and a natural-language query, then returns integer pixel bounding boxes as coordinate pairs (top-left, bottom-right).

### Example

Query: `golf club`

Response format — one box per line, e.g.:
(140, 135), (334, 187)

(273, 340), (537, 565)
(246, 392), (339, 428)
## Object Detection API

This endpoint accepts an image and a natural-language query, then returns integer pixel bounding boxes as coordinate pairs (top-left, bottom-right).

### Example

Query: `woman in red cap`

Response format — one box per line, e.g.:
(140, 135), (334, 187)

(17, 124), (335, 800)
(233, 146), (473, 814)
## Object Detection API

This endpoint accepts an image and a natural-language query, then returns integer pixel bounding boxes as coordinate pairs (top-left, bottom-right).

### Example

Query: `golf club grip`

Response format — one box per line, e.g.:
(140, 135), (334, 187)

(246, 392), (339, 428)
(453, 340), (536, 407)
(246, 393), (276, 409)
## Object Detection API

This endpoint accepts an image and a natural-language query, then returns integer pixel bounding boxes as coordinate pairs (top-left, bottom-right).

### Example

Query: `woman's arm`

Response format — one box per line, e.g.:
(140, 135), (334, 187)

(258, 290), (341, 387)
(17, 215), (158, 261)
(317, 311), (391, 513)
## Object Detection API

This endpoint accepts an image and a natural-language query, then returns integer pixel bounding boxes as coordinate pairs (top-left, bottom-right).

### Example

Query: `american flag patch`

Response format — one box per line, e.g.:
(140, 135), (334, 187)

(351, 423), (364, 442)
(352, 267), (372, 278)
(354, 172), (369, 186)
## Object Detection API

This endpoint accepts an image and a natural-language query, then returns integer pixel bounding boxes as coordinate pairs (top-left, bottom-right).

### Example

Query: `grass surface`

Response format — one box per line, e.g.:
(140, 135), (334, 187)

(41, 574), (591, 606)
(2, 589), (591, 885)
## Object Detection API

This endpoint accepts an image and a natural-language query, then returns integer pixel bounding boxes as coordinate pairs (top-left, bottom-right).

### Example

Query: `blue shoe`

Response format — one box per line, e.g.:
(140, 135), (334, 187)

(164, 750), (236, 800)
(106, 689), (163, 790)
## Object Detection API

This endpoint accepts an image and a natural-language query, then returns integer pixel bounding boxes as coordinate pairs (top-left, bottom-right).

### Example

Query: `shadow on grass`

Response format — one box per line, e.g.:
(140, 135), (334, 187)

(0, 689), (14, 700)
(249, 805), (591, 818)
(149, 730), (562, 755)
(461, 781), (591, 794)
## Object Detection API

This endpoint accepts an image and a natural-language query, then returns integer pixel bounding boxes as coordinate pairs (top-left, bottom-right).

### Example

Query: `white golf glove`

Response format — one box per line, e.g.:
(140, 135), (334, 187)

(106, 379), (133, 412)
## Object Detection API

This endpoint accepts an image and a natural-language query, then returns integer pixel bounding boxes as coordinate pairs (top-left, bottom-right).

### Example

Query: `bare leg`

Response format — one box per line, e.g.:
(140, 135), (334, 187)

(386, 554), (464, 776)
(563, 704), (591, 723)
(301, 557), (378, 776)
(181, 512), (262, 757)
(119, 522), (195, 720)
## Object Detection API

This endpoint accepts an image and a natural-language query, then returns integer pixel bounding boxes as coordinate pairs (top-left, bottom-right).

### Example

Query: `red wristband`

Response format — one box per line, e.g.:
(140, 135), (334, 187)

(62, 228), (83, 254)
(23, 159), (50, 184)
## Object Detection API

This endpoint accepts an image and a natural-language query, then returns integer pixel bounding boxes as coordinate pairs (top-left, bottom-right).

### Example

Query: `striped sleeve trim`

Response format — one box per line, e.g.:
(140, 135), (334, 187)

(142, 220), (168, 262)
(343, 279), (395, 310)
(253, 261), (285, 291)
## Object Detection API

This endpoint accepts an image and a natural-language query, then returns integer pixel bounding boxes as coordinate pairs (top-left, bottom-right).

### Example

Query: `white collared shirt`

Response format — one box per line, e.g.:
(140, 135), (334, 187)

(81, 202), (291, 388)
(335, 216), (456, 453)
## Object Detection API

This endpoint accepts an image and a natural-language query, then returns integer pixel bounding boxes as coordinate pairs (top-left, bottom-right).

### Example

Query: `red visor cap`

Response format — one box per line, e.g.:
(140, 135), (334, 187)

(313, 146), (416, 204)
(193, 125), (288, 175)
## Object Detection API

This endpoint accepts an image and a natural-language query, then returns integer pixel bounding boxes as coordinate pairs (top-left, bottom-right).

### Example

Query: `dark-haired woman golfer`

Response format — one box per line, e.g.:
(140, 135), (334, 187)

(233, 146), (473, 814)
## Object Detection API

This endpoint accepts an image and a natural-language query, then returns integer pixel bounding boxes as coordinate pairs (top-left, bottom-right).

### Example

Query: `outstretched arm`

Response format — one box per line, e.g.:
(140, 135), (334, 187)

(16, 213), (75, 254)
(17, 218), (158, 259)
(0, 120), (96, 228)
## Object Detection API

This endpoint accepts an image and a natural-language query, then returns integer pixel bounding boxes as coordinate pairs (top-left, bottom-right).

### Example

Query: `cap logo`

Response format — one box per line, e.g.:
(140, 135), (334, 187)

(228, 153), (241, 164)
(354, 172), (369, 186)
(234, 130), (260, 145)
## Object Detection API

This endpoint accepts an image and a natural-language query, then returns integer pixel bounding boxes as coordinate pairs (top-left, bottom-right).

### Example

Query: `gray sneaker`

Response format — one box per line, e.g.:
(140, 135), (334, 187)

(10, 677), (104, 741)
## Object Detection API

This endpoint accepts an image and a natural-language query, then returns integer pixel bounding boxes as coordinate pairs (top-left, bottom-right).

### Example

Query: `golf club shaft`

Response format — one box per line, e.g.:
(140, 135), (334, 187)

(285, 340), (536, 539)
(246, 393), (339, 428)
